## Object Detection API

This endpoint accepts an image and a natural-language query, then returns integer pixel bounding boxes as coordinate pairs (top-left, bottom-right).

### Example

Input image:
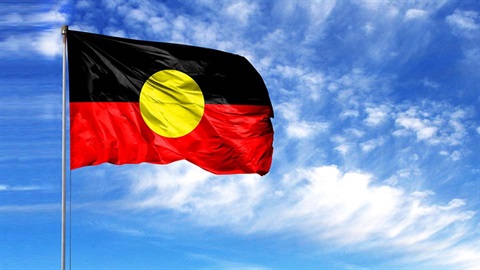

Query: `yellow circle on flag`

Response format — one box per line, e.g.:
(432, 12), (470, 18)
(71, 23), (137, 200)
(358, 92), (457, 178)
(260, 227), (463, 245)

(139, 70), (205, 138)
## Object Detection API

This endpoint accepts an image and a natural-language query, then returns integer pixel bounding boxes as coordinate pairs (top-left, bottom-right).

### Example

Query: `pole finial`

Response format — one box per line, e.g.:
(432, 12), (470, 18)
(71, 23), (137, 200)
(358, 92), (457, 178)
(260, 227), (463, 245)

(62, 25), (68, 43)
(61, 25), (68, 35)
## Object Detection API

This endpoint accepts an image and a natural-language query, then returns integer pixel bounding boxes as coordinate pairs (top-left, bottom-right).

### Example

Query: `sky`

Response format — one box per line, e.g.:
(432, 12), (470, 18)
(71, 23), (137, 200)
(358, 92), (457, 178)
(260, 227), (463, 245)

(0, 0), (479, 269)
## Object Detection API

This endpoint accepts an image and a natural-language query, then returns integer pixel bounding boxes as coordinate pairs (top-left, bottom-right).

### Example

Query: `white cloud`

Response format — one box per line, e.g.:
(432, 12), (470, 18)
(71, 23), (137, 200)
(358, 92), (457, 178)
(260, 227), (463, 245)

(225, 1), (258, 25)
(0, 184), (42, 191)
(273, 65), (325, 100)
(276, 101), (301, 121)
(392, 104), (472, 146)
(36, 28), (64, 57)
(340, 109), (359, 119)
(127, 162), (267, 226)
(120, 163), (478, 268)
(265, 166), (476, 268)
(331, 135), (352, 155)
(450, 150), (461, 161)
(270, 0), (336, 44)
(276, 100), (329, 139)
(417, 126), (439, 140)
(148, 17), (169, 35)
(103, 28), (127, 38)
(345, 128), (365, 138)
(359, 0), (446, 17)
(405, 9), (428, 21)
(385, 167), (421, 186)
(0, 9), (66, 26)
(446, 10), (480, 31)
(286, 120), (329, 139)
(364, 105), (390, 127)
(0, 3), (66, 58)
(326, 69), (390, 110)
(272, 0), (335, 26)
(334, 144), (350, 155)
(360, 137), (386, 152)
(125, 8), (150, 24)
(349, 1), (450, 64)
(444, 9), (480, 73)
(395, 116), (436, 140)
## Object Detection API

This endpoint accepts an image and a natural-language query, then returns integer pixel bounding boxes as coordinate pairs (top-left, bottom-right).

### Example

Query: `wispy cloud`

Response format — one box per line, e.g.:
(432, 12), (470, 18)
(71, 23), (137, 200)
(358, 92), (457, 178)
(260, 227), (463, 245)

(285, 120), (329, 139)
(360, 136), (387, 152)
(0, 184), (43, 192)
(392, 103), (472, 146)
(404, 9), (428, 21)
(446, 10), (480, 32)
(445, 9), (480, 74)
(0, 8), (66, 27)
(188, 253), (271, 270)
(0, 28), (64, 57)
(364, 105), (391, 127)
(276, 100), (330, 139)
(114, 162), (478, 269)
(0, 203), (58, 212)
(0, 4), (66, 57)
(0, 93), (61, 121)
(127, 163), (266, 228)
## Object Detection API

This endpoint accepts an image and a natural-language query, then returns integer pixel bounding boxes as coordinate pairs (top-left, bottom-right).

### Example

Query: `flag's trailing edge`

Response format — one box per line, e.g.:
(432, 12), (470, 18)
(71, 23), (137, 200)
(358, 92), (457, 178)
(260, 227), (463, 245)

(67, 30), (274, 175)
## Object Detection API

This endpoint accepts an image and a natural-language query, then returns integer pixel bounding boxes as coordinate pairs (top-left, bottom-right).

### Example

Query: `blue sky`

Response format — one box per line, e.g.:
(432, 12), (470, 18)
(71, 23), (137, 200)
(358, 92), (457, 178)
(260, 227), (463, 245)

(1, 0), (479, 269)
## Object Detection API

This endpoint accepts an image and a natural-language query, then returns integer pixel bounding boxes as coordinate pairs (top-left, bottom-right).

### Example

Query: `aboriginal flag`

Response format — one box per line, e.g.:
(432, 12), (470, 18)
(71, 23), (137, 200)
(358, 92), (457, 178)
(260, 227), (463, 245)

(67, 30), (274, 175)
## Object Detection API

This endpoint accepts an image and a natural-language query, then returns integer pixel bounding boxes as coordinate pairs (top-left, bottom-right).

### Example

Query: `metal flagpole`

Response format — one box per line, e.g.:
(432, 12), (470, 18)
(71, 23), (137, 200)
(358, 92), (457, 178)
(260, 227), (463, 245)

(61, 25), (68, 270)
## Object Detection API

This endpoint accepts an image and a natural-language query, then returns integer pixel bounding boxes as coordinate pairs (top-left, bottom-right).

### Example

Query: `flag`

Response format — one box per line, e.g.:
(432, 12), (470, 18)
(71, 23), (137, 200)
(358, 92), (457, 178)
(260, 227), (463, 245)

(67, 30), (274, 175)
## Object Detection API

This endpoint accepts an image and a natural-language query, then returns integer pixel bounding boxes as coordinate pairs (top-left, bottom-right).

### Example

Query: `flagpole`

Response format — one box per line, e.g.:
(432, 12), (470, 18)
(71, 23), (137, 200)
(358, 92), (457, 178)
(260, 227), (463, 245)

(61, 25), (68, 270)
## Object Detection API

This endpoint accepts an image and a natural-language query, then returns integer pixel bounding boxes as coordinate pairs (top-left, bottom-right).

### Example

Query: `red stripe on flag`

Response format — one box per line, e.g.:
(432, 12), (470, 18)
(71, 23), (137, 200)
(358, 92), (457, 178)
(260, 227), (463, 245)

(70, 102), (273, 175)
